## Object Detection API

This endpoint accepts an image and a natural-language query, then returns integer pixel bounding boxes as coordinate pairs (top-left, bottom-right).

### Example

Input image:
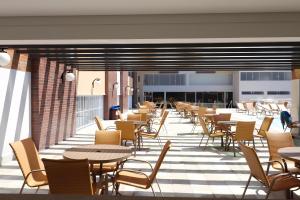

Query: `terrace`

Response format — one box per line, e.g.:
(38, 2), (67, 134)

(1, 107), (298, 199)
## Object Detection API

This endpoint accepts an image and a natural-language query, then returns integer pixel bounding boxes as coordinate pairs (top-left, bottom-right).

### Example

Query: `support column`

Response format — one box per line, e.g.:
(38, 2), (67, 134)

(104, 71), (117, 120)
(291, 68), (300, 135)
(120, 71), (129, 113)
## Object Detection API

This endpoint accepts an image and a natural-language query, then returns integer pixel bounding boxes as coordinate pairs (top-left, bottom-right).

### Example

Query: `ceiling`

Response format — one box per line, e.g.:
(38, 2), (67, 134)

(1, 0), (300, 16)
(4, 42), (300, 71)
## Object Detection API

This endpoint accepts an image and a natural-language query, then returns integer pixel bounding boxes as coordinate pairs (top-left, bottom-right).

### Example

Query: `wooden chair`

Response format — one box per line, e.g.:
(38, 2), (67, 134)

(199, 116), (224, 149)
(95, 116), (115, 130)
(239, 142), (300, 200)
(236, 102), (247, 113)
(116, 110), (126, 121)
(212, 113), (231, 133)
(266, 132), (300, 174)
(114, 140), (171, 196)
(269, 103), (280, 115)
(229, 121), (256, 157)
(42, 158), (100, 195)
(115, 121), (138, 155)
(139, 111), (169, 149)
(254, 117), (273, 146)
(9, 138), (48, 194)
(92, 130), (122, 183)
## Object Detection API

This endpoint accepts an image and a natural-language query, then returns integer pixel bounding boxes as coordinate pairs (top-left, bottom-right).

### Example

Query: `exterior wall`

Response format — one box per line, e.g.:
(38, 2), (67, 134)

(291, 68), (300, 122)
(142, 71), (233, 93)
(104, 71), (117, 119)
(232, 71), (240, 103)
(31, 58), (76, 150)
(120, 71), (128, 113)
(238, 71), (291, 102)
(77, 71), (105, 95)
(0, 50), (31, 164)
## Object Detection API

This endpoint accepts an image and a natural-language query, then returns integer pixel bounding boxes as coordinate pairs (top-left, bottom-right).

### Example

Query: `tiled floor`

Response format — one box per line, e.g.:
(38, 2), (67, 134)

(0, 109), (299, 199)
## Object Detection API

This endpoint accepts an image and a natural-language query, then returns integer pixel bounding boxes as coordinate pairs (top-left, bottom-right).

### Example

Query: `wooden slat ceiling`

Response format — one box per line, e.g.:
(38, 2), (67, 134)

(3, 42), (300, 71)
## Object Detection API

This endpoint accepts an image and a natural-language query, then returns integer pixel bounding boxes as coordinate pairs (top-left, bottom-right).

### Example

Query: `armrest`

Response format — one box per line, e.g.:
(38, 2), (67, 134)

(105, 126), (116, 130)
(262, 160), (285, 173)
(116, 169), (151, 181)
(24, 169), (46, 181)
(121, 158), (154, 171)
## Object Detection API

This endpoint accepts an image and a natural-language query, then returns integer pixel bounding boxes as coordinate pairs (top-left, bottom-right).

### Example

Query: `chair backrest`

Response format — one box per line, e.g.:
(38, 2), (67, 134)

(199, 116), (210, 136)
(116, 110), (125, 121)
(239, 142), (269, 187)
(160, 105), (166, 117)
(95, 130), (121, 145)
(198, 107), (207, 117)
(127, 113), (147, 122)
(257, 117), (274, 137)
(42, 159), (94, 195)
(95, 116), (106, 130)
(10, 138), (45, 185)
(237, 102), (245, 110)
(149, 140), (171, 183)
(213, 113), (231, 130)
(157, 111), (169, 133)
(235, 121), (255, 141)
(269, 103), (279, 110)
(115, 121), (136, 141)
(266, 132), (294, 162)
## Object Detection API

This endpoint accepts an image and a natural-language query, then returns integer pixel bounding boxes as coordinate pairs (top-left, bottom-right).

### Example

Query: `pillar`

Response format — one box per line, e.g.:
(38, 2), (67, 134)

(120, 71), (129, 113)
(104, 71), (117, 119)
(291, 68), (300, 134)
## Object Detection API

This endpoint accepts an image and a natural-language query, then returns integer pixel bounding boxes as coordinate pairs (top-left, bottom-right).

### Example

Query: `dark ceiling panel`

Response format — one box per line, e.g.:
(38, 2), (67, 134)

(2, 42), (299, 71)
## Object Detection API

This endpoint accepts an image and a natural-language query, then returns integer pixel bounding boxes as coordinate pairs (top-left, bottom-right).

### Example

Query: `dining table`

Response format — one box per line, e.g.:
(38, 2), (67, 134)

(278, 147), (300, 168)
(63, 144), (132, 193)
(217, 120), (238, 151)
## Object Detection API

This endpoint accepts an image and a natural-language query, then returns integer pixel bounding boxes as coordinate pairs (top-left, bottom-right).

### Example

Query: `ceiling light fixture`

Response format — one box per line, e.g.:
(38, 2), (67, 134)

(92, 78), (101, 88)
(0, 49), (11, 67)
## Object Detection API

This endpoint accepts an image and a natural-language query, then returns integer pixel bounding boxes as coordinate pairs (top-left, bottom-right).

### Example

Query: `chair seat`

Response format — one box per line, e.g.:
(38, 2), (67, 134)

(91, 162), (118, 173)
(272, 160), (300, 174)
(27, 171), (48, 187)
(139, 132), (157, 139)
(267, 173), (300, 191)
(115, 170), (150, 189)
(210, 131), (224, 137)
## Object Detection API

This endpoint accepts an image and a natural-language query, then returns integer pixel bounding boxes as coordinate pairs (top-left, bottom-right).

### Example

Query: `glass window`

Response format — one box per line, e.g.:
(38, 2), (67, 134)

(246, 72), (253, 80)
(241, 72), (246, 80)
(253, 72), (259, 80)
(260, 72), (271, 80)
(278, 72), (284, 80)
(272, 72), (279, 80)
(284, 72), (292, 80)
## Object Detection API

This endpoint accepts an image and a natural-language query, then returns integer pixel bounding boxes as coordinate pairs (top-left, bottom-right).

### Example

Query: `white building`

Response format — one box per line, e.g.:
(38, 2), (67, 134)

(136, 71), (291, 107)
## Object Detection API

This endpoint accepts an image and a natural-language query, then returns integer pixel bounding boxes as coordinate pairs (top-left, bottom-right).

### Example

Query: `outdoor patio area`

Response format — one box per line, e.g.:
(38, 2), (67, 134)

(1, 108), (298, 199)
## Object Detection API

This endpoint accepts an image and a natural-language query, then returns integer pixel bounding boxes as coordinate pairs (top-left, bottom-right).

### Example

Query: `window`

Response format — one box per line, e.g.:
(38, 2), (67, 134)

(241, 91), (264, 95)
(267, 91), (290, 95)
(240, 72), (291, 81)
(144, 74), (186, 85)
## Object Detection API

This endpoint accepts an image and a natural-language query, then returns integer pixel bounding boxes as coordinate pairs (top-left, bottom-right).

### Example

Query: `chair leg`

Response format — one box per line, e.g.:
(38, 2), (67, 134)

(265, 188), (272, 200)
(204, 136), (210, 150)
(199, 134), (205, 147)
(241, 175), (252, 200)
(233, 140), (236, 157)
(35, 186), (40, 194)
(150, 185), (156, 197)
(163, 124), (168, 134)
(155, 178), (163, 197)
(252, 139), (256, 149)
(133, 141), (136, 156)
(115, 183), (120, 196)
(157, 137), (163, 150)
(19, 180), (26, 194)
(260, 138), (264, 147)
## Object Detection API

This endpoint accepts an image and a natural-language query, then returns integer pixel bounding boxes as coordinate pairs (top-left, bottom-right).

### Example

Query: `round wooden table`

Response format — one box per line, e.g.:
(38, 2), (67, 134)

(278, 147), (300, 164)
(63, 144), (132, 164)
(217, 120), (238, 126)
(63, 144), (132, 193)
